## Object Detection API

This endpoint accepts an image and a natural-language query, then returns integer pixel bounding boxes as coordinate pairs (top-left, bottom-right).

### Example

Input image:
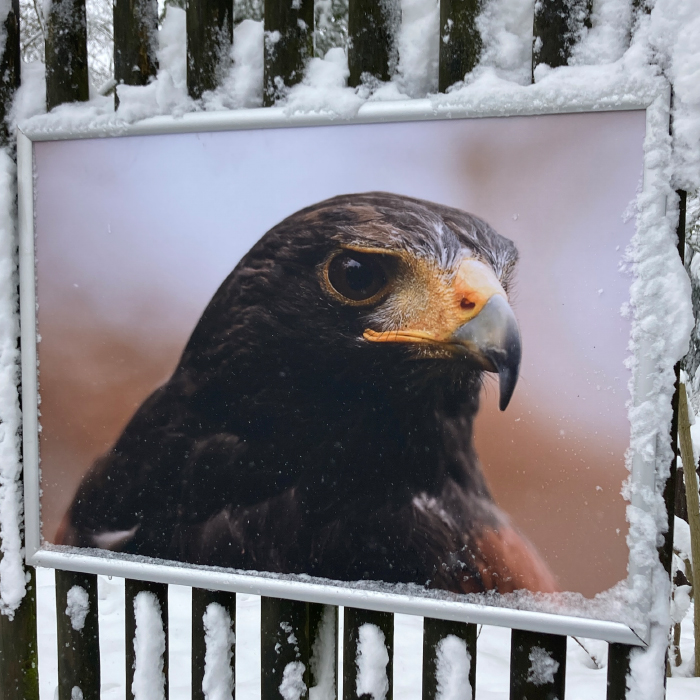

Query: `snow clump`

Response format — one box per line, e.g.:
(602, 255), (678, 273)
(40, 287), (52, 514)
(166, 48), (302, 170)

(131, 591), (166, 700)
(526, 646), (560, 686)
(65, 585), (90, 631)
(279, 660), (307, 700)
(396, 0), (439, 97)
(202, 602), (235, 700)
(435, 634), (472, 700)
(355, 623), (390, 700)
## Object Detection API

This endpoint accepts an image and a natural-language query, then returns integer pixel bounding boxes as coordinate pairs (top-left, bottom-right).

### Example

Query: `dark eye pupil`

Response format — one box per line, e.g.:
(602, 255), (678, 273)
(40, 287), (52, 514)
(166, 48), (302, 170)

(344, 258), (374, 291)
(327, 252), (388, 302)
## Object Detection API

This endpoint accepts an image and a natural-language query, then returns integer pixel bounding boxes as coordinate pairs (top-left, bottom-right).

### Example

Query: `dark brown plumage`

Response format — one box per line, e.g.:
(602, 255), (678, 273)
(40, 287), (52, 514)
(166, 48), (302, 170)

(59, 192), (556, 595)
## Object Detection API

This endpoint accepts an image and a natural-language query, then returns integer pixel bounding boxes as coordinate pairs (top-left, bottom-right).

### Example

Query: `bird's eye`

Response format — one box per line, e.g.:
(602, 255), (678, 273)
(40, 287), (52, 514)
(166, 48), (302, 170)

(326, 251), (389, 303)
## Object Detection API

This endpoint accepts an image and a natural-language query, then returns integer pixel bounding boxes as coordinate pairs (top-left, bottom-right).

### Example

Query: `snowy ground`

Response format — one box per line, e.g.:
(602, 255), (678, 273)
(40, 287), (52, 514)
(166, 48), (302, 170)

(34, 568), (698, 699)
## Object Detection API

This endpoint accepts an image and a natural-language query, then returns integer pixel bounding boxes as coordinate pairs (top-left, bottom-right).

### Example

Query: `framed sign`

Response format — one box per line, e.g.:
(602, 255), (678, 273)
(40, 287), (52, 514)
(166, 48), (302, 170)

(18, 88), (677, 645)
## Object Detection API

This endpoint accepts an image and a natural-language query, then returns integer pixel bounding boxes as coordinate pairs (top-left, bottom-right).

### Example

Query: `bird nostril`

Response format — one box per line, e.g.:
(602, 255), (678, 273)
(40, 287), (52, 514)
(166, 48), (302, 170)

(460, 298), (476, 311)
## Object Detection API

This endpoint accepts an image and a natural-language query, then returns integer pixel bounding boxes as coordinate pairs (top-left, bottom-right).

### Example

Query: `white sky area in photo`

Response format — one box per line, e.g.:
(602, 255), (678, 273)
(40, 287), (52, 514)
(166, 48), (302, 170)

(35, 109), (644, 445)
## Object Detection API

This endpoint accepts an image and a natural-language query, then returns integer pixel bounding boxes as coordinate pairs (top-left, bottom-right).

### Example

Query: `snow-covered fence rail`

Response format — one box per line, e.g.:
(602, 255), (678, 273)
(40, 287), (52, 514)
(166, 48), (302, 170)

(0, 1), (676, 699)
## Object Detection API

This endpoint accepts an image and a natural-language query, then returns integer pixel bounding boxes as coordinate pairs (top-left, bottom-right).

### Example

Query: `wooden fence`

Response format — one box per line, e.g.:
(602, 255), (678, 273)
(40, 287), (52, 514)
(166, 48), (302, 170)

(0, 1), (675, 699)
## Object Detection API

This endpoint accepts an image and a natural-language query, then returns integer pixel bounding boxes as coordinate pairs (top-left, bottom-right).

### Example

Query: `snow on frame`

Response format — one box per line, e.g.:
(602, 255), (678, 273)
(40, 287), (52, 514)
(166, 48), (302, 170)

(37, 540), (648, 632)
(0, 0), (699, 698)
(0, 146), (23, 618)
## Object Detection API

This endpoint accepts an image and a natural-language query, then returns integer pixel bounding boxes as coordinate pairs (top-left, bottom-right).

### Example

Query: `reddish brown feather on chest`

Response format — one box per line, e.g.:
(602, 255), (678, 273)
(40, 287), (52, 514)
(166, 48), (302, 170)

(458, 526), (558, 595)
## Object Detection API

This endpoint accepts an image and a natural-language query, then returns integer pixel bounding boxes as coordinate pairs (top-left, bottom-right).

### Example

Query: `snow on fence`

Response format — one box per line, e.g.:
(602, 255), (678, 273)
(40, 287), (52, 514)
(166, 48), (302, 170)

(0, 1), (691, 699)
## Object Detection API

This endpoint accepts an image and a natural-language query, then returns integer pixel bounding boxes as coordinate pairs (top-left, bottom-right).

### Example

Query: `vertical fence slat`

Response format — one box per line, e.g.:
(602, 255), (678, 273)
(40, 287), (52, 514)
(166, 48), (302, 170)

(125, 580), (168, 700)
(187, 0), (234, 100)
(422, 618), (477, 699)
(45, 0), (89, 111)
(0, 566), (39, 700)
(261, 597), (311, 698)
(606, 643), (632, 700)
(343, 607), (393, 700)
(509, 630), (566, 700)
(347, 0), (400, 88)
(55, 571), (100, 700)
(309, 603), (338, 695)
(191, 588), (236, 700)
(0, 0), (20, 144)
(0, 6), (31, 697)
(263, 0), (314, 106)
(438, 0), (483, 93)
(531, 0), (592, 79)
(114, 0), (159, 96)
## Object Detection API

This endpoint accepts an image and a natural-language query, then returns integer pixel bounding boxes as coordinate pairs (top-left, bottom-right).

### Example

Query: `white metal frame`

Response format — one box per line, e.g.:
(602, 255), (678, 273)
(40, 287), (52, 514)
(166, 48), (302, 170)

(18, 89), (672, 647)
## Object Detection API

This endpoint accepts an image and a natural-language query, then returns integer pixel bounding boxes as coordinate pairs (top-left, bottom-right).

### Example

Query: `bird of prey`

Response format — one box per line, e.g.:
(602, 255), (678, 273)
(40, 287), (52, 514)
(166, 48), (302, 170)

(58, 192), (556, 595)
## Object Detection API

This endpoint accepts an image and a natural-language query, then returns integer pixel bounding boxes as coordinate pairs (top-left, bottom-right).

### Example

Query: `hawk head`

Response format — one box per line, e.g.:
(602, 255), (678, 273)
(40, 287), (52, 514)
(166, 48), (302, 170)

(188, 191), (521, 411)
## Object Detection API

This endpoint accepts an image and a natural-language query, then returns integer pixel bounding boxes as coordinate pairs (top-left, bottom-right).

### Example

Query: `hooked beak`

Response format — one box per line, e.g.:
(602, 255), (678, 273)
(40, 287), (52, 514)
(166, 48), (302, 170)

(450, 294), (521, 411)
(363, 257), (522, 411)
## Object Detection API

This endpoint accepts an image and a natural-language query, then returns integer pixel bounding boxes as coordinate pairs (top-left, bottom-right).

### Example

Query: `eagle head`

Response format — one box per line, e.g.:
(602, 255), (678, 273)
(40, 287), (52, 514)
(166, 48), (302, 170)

(197, 192), (521, 412)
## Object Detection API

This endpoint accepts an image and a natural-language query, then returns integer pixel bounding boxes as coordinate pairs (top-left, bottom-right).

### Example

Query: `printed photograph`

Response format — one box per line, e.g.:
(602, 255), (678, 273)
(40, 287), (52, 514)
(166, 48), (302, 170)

(34, 110), (645, 602)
